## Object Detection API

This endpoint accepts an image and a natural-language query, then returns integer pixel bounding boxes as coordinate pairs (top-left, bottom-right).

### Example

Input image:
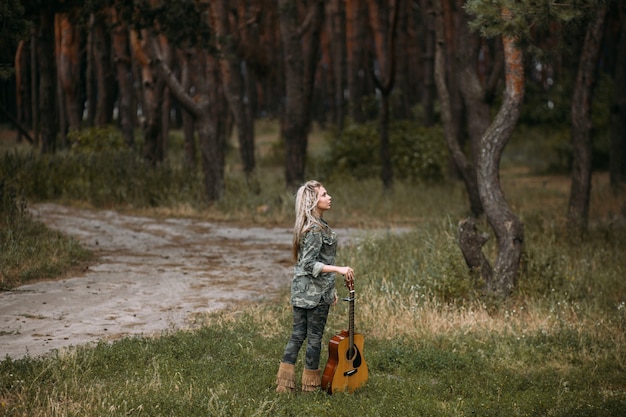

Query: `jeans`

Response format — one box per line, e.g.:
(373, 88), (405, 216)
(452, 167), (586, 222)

(281, 303), (330, 370)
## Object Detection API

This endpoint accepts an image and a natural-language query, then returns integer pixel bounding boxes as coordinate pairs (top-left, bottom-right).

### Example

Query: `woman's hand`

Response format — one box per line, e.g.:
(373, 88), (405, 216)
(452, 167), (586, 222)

(337, 266), (354, 280)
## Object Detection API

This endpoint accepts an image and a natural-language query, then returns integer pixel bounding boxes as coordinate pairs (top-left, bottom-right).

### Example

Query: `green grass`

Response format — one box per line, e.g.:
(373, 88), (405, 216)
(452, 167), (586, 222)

(0, 122), (625, 415)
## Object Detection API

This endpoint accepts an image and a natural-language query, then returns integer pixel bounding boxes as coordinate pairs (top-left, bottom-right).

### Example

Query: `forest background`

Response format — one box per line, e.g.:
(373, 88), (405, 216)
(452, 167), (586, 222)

(0, 0), (625, 416)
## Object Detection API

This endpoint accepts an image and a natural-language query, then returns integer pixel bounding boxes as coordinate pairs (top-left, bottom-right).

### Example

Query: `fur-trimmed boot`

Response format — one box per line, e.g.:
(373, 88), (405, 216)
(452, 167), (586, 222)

(301, 368), (321, 392)
(275, 362), (296, 393)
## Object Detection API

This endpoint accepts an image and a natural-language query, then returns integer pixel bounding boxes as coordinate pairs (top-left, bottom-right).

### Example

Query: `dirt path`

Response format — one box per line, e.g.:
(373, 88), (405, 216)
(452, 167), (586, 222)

(1, 204), (387, 360)
(1, 204), (303, 360)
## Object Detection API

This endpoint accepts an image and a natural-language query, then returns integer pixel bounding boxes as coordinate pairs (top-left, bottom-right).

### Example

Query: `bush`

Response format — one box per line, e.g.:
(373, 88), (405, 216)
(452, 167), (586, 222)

(323, 121), (449, 183)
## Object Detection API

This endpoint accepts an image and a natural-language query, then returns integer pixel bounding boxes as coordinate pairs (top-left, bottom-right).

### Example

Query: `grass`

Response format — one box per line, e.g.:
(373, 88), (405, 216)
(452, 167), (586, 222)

(0, 122), (625, 415)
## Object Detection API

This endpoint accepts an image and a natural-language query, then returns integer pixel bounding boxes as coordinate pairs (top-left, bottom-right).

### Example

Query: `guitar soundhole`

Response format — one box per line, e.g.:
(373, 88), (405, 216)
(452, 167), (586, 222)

(346, 347), (362, 367)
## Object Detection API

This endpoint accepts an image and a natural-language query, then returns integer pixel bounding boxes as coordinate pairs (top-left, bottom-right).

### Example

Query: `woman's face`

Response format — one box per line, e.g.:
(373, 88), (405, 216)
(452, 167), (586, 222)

(316, 186), (332, 213)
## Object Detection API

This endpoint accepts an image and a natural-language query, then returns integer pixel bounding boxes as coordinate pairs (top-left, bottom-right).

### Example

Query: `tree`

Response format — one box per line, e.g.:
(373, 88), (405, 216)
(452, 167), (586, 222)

(366, 0), (399, 190)
(278, 0), (325, 189)
(345, 0), (369, 124)
(609, 2), (626, 195)
(567, 7), (607, 236)
(110, 1), (135, 147)
(55, 7), (82, 135)
(35, 3), (58, 153)
(433, 0), (484, 218)
(210, 0), (257, 180)
(460, 2), (526, 297)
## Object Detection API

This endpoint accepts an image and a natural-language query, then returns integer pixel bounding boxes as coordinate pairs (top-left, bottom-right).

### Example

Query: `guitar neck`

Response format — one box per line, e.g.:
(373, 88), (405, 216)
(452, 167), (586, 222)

(349, 289), (355, 352)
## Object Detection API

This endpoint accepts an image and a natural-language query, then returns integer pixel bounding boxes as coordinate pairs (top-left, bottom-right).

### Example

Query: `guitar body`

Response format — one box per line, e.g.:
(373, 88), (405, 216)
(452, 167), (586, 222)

(322, 329), (369, 394)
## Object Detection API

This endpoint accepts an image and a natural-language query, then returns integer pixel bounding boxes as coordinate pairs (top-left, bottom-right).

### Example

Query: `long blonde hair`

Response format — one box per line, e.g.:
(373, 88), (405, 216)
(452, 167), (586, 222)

(292, 180), (325, 261)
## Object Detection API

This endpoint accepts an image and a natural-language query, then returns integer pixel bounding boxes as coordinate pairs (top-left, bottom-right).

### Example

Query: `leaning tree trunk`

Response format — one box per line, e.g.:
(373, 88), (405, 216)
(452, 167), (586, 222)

(149, 31), (229, 202)
(433, 0), (481, 216)
(474, 10), (525, 298)
(567, 7), (607, 236)
(455, 0), (490, 217)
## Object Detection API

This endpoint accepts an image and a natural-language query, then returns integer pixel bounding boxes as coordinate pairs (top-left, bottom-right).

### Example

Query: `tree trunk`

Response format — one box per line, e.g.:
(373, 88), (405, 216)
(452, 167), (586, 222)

(176, 48), (196, 167)
(131, 29), (166, 164)
(37, 7), (58, 154)
(609, 3), (626, 195)
(366, 0), (399, 190)
(441, 0), (464, 175)
(92, 9), (116, 127)
(149, 33), (228, 203)
(419, 0), (436, 127)
(476, 10), (525, 298)
(110, 3), (135, 147)
(454, 0), (489, 217)
(278, 0), (325, 189)
(211, 0), (256, 177)
(567, 7), (607, 236)
(392, 0), (411, 120)
(433, 0), (481, 217)
(55, 9), (82, 132)
(346, 0), (367, 123)
(15, 40), (32, 143)
(329, 0), (347, 130)
(85, 13), (96, 127)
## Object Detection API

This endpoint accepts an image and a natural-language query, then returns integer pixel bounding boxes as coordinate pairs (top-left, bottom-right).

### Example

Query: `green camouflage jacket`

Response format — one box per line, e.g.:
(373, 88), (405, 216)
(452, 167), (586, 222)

(291, 220), (337, 308)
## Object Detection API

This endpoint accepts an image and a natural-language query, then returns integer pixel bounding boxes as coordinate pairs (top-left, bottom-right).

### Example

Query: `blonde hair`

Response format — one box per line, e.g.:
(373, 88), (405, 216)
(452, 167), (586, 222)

(292, 180), (325, 261)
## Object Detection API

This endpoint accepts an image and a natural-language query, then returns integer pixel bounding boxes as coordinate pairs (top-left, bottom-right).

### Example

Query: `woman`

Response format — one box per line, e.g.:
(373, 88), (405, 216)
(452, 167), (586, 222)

(275, 180), (355, 393)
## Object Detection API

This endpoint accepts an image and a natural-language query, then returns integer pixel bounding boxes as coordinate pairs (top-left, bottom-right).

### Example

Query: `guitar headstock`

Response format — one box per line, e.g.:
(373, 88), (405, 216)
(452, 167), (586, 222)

(344, 274), (354, 292)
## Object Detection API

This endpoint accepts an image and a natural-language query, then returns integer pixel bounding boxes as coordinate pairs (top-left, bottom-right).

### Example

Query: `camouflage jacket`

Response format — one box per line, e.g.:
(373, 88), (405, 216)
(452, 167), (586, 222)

(291, 220), (337, 309)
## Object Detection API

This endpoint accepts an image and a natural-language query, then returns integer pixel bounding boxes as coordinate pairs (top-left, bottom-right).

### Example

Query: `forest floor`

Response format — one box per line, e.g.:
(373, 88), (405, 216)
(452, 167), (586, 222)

(0, 203), (380, 360)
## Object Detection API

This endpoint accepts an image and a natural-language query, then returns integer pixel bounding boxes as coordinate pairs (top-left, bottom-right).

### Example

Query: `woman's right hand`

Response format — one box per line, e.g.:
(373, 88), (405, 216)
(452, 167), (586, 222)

(337, 266), (354, 280)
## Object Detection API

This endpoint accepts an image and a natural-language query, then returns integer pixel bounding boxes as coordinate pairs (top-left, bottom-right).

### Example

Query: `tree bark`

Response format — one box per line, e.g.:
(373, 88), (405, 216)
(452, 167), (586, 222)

(278, 0), (325, 189)
(15, 39), (32, 143)
(328, 0), (347, 130)
(367, 0), (399, 191)
(609, 3), (626, 195)
(346, 0), (367, 123)
(211, 0), (256, 177)
(148, 32), (229, 203)
(131, 29), (166, 164)
(92, 9), (116, 127)
(110, 3), (135, 147)
(30, 27), (39, 144)
(454, 0), (489, 217)
(458, 217), (493, 283)
(37, 7), (58, 154)
(476, 9), (525, 298)
(567, 7), (607, 236)
(433, 0), (481, 217)
(55, 9), (82, 132)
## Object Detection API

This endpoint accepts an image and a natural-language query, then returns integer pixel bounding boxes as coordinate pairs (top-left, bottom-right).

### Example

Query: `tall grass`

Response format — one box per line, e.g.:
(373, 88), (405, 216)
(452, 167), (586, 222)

(0, 123), (625, 415)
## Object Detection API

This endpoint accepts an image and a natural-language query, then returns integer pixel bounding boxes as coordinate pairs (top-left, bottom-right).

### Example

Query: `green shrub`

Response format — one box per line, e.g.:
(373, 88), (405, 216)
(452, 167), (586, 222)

(67, 126), (128, 153)
(324, 121), (449, 183)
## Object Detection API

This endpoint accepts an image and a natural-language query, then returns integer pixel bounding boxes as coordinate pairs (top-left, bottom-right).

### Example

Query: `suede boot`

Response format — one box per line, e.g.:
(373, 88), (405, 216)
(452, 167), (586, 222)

(275, 362), (296, 393)
(301, 368), (321, 392)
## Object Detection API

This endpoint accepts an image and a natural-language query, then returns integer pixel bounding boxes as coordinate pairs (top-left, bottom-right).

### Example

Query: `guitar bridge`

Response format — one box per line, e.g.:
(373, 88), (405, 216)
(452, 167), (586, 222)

(344, 369), (358, 377)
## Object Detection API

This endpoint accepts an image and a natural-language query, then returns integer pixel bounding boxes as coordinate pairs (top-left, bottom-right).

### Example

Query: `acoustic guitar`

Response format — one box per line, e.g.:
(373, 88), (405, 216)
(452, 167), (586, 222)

(321, 275), (369, 394)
